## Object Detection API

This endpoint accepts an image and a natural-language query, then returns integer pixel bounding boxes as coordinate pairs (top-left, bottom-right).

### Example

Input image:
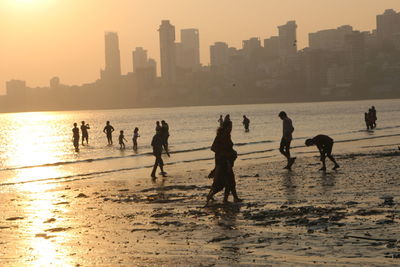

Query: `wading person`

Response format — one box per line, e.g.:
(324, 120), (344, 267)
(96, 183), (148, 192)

(72, 123), (80, 152)
(218, 115), (224, 127)
(242, 115), (250, 132)
(119, 130), (127, 149)
(206, 120), (242, 205)
(305, 134), (340, 171)
(103, 121), (115, 145)
(81, 121), (90, 145)
(150, 129), (166, 179)
(278, 111), (295, 170)
(132, 127), (140, 151)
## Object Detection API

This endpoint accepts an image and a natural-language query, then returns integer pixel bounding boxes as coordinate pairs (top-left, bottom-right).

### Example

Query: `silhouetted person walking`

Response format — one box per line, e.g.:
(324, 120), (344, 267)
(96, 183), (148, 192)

(278, 111), (295, 170)
(80, 121), (90, 145)
(161, 120), (170, 157)
(242, 115), (250, 132)
(103, 121), (115, 145)
(151, 129), (166, 179)
(305, 134), (340, 171)
(132, 127), (140, 151)
(206, 120), (242, 205)
(72, 123), (80, 152)
(119, 130), (127, 149)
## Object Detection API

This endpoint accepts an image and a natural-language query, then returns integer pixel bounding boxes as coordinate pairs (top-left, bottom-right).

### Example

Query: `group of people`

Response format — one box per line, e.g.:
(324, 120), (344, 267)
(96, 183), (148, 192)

(364, 106), (377, 130)
(207, 111), (342, 204)
(72, 106), (381, 204)
(218, 114), (251, 132)
(72, 121), (142, 152)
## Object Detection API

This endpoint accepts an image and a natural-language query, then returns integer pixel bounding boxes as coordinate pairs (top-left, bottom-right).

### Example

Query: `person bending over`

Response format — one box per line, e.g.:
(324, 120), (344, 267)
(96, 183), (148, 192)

(305, 134), (340, 171)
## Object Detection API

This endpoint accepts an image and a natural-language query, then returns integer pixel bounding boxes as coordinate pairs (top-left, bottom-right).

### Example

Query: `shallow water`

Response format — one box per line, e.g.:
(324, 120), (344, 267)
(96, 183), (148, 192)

(0, 99), (399, 185)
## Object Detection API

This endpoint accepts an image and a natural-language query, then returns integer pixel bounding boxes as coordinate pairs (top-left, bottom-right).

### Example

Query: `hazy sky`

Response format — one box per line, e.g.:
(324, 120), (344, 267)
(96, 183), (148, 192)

(1, 0), (400, 94)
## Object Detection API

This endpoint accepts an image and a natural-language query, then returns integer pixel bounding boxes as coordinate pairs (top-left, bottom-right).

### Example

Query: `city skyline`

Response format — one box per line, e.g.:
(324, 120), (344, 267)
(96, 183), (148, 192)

(1, 0), (400, 94)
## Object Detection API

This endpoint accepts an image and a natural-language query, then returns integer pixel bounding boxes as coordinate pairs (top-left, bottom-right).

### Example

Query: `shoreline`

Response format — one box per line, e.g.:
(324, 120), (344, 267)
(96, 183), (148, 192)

(1, 147), (400, 265)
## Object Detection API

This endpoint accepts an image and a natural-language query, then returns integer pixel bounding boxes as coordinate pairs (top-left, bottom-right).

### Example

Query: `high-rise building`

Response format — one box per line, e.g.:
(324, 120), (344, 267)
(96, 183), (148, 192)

(102, 32), (121, 79)
(344, 31), (366, 81)
(242, 37), (261, 59)
(309, 25), (353, 51)
(159, 20), (176, 84)
(264, 36), (279, 59)
(278, 21), (297, 57)
(210, 42), (229, 66)
(132, 47), (148, 73)
(179, 29), (200, 70)
(376, 9), (400, 44)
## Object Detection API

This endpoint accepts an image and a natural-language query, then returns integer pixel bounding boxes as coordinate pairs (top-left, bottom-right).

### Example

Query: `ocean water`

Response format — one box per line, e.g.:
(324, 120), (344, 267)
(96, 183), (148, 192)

(0, 99), (399, 186)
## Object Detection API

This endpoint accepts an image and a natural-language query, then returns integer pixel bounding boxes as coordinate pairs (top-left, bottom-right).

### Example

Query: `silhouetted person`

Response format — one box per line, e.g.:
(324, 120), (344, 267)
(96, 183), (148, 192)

(80, 121), (90, 145)
(161, 120), (170, 157)
(72, 123), (80, 152)
(224, 114), (232, 133)
(151, 129), (166, 179)
(206, 120), (242, 205)
(278, 111), (295, 169)
(119, 130), (127, 149)
(367, 108), (375, 130)
(305, 135), (340, 171)
(364, 112), (372, 130)
(132, 127), (140, 151)
(218, 115), (224, 127)
(103, 121), (115, 145)
(242, 115), (250, 132)
(371, 106), (377, 128)
(155, 121), (162, 133)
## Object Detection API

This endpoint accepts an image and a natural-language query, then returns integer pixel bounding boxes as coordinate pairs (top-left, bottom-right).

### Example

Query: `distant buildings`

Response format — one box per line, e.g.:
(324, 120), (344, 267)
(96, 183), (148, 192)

(159, 20), (177, 84)
(177, 29), (200, 70)
(210, 42), (229, 67)
(264, 36), (279, 59)
(309, 25), (353, 51)
(101, 32), (121, 80)
(6, 80), (27, 97)
(278, 21), (297, 57)
(376, 9), (400, 45)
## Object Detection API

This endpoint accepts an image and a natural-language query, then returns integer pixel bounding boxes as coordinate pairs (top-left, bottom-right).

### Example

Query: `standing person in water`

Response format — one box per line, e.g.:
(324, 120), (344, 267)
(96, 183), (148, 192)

(364, 112), (370, 130)
(103, 121), (115, 145)
(119, 130), (127, 149)
(278, 111), (296, 170)
(242, 115), (250, 132)
(218, 115), (224, 127)
(72, 123), (80, 152)
(132, 127), (140, 151)
(371, 106), (377, 128)
(206, 120), (242, 205)
(150, 128), (166, 179)
(80, 121), (90, 146)
(161, 120), (170, 157)
(305, 134), (340, 171)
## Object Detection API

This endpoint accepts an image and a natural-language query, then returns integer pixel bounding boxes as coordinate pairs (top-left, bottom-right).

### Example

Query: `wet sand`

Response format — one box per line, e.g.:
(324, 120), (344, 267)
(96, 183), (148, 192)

(1, 148), (400, 266)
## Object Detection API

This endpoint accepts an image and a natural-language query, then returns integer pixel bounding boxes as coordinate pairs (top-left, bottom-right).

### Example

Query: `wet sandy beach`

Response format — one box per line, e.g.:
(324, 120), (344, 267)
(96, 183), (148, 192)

(1, 147), (400, 266)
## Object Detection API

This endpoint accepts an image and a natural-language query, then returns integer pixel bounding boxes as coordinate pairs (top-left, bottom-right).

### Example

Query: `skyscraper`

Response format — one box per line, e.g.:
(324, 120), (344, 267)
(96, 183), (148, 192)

(242, 37), (261, 59)
(159, 20), (176, 84)
(180, 29), (200, 70)
(210, 42), (229, 67)
(278, 21), (297, 57)
(264, 36), (279, 59)
(102, 32), (121, 79)
(132, 47), (148, 73)
(376, 9), (400, 44)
